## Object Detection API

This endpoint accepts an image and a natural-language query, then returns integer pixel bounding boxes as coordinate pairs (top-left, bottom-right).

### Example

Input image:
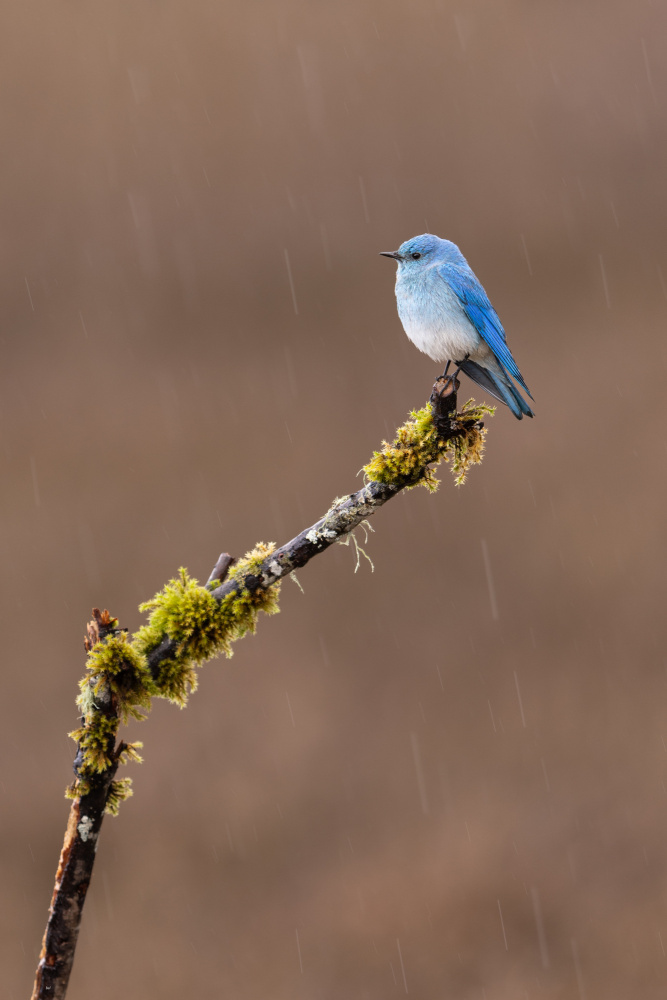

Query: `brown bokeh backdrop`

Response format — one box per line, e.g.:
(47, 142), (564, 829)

(4, 2), (667, 997)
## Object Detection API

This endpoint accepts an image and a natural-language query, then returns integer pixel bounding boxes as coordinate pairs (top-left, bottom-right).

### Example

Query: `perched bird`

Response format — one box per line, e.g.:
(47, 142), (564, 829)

(380, 234), (534, 419)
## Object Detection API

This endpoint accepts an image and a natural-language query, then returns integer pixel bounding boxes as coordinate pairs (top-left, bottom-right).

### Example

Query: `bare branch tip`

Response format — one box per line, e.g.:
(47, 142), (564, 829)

(207, 552), (236, 586)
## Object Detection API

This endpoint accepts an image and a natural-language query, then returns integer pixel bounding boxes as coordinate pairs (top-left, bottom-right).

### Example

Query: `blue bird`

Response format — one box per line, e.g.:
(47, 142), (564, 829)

(380, 234), (534, 419)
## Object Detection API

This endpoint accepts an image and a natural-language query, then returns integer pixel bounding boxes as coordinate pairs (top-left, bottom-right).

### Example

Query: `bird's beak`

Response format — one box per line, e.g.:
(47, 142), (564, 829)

(379, 251), (402, 260)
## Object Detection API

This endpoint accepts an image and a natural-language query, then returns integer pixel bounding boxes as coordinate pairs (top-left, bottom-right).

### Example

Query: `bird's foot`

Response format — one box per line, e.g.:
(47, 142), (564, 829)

(449, 354), (469, 380)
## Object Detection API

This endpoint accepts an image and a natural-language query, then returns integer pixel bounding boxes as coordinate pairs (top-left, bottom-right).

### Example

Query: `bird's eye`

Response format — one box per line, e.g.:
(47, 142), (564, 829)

(411, 252), (422, 260)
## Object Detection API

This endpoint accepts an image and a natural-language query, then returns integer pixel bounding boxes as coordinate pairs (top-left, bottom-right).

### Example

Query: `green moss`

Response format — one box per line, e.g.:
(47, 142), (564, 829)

(222, 541), (282, 638)
(80, 633), (153, 723)
(65, 779), (89, 801)
(363, 405), (441, 491)
(134, 547), (281, 706)
(446, 399), (495, 485)
(117, 741), (143, 765)
(69, 713), (119, 774)
(64, 746), (142, 807)
(363, 398), (494, 490)
(68, 627), (153, 794)
(134, 570), (222, 704)
(68, 624), (151, 806)
(105, 778), (134, 816)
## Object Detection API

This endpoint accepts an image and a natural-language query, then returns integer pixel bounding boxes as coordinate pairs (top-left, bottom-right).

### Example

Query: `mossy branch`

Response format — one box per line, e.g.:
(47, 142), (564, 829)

(32, 376), (492, 1000)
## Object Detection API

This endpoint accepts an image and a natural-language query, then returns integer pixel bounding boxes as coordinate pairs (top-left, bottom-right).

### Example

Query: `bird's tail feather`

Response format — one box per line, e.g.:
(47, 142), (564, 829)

(459, 359), (534, 420)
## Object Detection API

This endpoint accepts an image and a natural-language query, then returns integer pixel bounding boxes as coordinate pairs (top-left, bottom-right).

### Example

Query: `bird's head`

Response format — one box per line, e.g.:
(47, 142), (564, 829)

(379, 233), (442, 268)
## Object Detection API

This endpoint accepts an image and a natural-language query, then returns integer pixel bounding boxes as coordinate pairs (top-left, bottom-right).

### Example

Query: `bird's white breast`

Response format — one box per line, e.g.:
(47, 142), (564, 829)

(395, 266), (481, 364)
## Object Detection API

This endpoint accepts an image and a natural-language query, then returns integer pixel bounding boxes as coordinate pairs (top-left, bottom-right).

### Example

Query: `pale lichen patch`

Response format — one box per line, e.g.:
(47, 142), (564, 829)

(78, 816), (94, 842)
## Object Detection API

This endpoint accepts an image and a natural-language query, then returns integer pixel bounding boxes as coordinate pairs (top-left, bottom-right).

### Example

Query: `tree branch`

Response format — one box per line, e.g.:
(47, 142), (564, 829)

(32, 610), (123, 1000)
(32, 375), (490, 999)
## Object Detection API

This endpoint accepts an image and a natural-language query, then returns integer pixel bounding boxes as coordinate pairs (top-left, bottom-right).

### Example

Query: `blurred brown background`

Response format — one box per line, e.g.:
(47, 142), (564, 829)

(3, 2), (667, 997)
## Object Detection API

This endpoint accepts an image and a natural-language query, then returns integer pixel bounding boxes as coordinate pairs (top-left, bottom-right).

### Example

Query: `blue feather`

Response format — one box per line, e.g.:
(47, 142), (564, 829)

(439, 266), (533, 399)
(459, 359), (534, 420)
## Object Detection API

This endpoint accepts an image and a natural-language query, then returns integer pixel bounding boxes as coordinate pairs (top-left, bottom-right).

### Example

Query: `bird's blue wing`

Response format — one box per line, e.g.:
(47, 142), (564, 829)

(438, 264), (532, 397)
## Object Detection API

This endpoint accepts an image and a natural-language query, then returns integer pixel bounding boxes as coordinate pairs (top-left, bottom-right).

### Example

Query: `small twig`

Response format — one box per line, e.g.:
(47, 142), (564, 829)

(206, 552), (236, 587)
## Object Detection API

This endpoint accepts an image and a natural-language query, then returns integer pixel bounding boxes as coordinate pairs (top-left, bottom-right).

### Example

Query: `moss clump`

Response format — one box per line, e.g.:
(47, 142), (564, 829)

(446, 399), (495, 485)
(105, 777), (134, 816)
(221, 541), (282, 641)
(79, 633), (153, 724)
(134, 544), (281, 707)
(363, 398), (493, 490)
(69, 626), (152, 795)
(133, 570), (223, 705)
(69, 713), (120, 775)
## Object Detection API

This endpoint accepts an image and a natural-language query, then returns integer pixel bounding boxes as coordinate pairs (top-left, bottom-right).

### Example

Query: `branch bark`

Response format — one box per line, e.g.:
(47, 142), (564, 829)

(32, 611), (122, 1000)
